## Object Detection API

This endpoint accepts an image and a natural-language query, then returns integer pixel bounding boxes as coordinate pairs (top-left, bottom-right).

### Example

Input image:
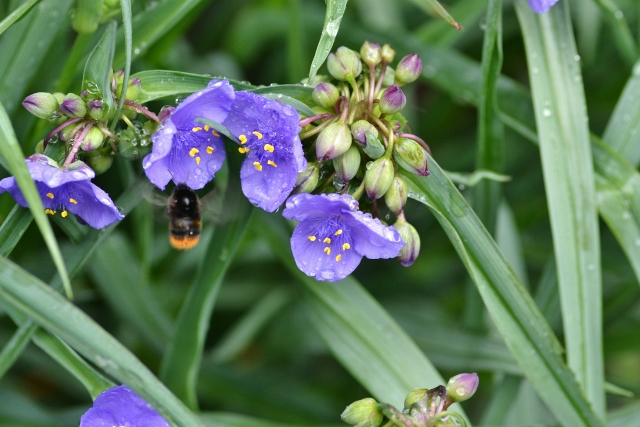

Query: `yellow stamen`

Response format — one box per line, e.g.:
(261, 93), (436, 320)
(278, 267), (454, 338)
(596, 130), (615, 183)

(264, 144), (274, 153)
(335, 229), (343, 235)
(192, 126), (202, 132)
(69, 198), (77, 204)
(238, 147), (250, 154)
(61, 210), (68, 218)
(342, 243), (351, 250)
(45, 209), (55, 215)
(206, 146), (214, 154)
(267, 160), (277, 168)
(253, 161), (263, 171)
(253, 131), (263, 140)
(324, 247), (331, 255)
(46, 192), (54, 199)
(239, 134), (247, 144)
(323, 237), (331, 244)
(308, 236), (316, 241)
(212, 130), (220, 136)
(195, 156), (201, 165)
(336, 254), (342, 262)
(204, 125), (210, 131)
(189, 147), (199, 157)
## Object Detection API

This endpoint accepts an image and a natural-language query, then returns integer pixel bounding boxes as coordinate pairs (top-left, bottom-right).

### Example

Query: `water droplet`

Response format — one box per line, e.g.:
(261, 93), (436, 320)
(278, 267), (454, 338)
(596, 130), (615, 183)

(622, 211), (631, 220)
(134, 48), (141, 55)
(574, 55), (581, 61)
(542, 108), (552, 117)
(532, 67), (539, 74)
(615, 10), (623, 19)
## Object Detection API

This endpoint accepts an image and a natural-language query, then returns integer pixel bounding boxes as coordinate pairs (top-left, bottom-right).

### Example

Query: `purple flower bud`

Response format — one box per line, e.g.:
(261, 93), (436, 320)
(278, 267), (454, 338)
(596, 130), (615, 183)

(80, 126), (105, 151)
(404, 387), (429, 410)
(528, 0), (559, 13)
(88, 98), (107, 120)
(60, 93), (87, 118)
(364, 157), (394, 200)
(293, 162), (320, 194)
(384, 176), (408, 215)
(378, 85), (406, 115)
(333, 145), (361, 182)
(22, 92), (60, 120)
(316, 121), (352, 161)
(124, 77), (141, 101)
(381, 44), (396, 64)
(446, 373), (479, 403)
(312, 82), (340, 109)
(360, 41), (382, 67)
(395, 54), (422, 85)
(327, 47), (362, 81)
(394, 217), (420, 266)
(341, 398), (383, 427)
(158, 106), (175, 124)
(393, 138), (429, 176)
(350, 120), (378, 145)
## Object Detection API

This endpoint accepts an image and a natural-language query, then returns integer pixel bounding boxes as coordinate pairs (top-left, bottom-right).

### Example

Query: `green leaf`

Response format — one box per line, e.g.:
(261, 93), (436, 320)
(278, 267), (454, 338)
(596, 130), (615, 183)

(593, 0), (637, 67)
(201, 412), (342, 427)
(607, 401), (640, 427)
(515, 2), (604, 416)
(0, 0), (40, 37)
(0, 205), (32, 257)
(0, 322), (37, 380)
(83, 21), (116, 114)
(405, 0), (463, 31)
(413, 0), (486, 47)
(0, 257), (206, 427)
(403, 155), (604, 427)
(108, 0), (132, 132)
(307, 0), (347, 83)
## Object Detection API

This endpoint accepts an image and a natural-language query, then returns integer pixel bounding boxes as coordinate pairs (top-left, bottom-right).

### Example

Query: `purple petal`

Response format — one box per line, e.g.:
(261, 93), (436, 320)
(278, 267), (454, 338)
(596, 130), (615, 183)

(283, 193), (358, 222)
(24, 154), (95, 187)
(528, 0), (559, 13)
(348, 212), (405, 259)
(170, 79), (235, 130)
(63, 181), (124, 229)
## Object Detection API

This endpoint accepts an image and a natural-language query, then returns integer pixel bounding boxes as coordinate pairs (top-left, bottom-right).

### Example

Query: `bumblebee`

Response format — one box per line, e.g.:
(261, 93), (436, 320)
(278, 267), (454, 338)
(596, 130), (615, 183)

(166, 183), (202, 250)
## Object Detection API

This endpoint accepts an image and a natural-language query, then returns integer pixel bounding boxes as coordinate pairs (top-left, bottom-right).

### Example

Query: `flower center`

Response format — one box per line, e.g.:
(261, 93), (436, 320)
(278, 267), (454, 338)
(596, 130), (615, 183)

(189, 124), (218, 165)
(307, 226), (351, 262)
(237, 130), (279, 171)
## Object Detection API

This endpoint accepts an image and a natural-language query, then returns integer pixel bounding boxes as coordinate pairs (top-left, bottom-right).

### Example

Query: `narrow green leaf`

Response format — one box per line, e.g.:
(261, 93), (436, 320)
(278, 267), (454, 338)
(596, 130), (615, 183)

(403, 156), (604, 427)
(307, 0), (347, 83)
(109, 0), (133, 133)
(593, 0), (637, 67)
(0, 321), (37, 380)
(201, 412), (343, 427)
(515, 2), (604, 416)
(83, 21), (116, 114)
(405, 0), (463, 31)
(607, 401), (640, 427)
(286, 0), (305, 83)
(0, 205), (32, 257)
(0, 257), (206, 427)
(0, 101), (72, 299)
(160, 148), (253, 410)
(413, 0), (486, 47)
(0, 0), (40, 37)
(573, 0), (601, 65)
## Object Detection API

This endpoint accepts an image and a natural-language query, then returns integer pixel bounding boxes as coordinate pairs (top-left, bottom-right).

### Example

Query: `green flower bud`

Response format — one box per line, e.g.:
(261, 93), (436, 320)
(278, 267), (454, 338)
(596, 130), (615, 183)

(382, 66), (395, 87)
(341, 398), (383, 427)
(364, 157), (394, 199)
(393, 138), (429, 176)
(350, 120), (378, 145)
(80, 126), (105, 151)
(104, 0), (119, 7)
(22, 92), (60, 120)
(404, 387), (429, 411)
(293, 163), (320, 194)
(316, 121), (352, 161)
(88, 98), (108, 120)
(114, 70), (125, 97)
(379, 85), (406, 115)
(333, 145), (361, 182)
(395, 54), (422, 86)
(381, 44), (396, 64)
(384, 176), (408, 215)
(360, 41), (382, 67)
(72, 0), (104, 34)
(312, 82), (340, 109)
(446, 373), (479, 403)
(60, 122), (80, 142)
(394, 216), (420, 266)
(327, 47), (362, 81)
(124, 77), (141, 101)
(84, 151), (113, 174)
(34, 139), (45, 154)
(53, 92), (65, 104)
(117, 128), (151, 160)
(60, 93), (87, 118)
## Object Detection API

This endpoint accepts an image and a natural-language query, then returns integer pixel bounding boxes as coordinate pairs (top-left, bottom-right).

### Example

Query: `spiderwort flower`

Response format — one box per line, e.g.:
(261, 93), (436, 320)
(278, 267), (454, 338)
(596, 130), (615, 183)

(143, 79), (234, 190)
(283, 193), (405, 281)
(79, 385), (170, 427)
(0, 154), (123, 229)
(528, 0), (559, 13)
(222, 90), (307, 212)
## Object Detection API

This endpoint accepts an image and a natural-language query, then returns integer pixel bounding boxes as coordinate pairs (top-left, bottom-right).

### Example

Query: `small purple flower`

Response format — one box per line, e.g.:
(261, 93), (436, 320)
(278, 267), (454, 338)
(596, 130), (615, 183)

(143, 79), (234, 190)
(222, 90), (307, 212)
(528, 0), (559, 13)
(0, 154), (123, 229)
(282, 193), (405, 281)
(79, 385), (170, 427)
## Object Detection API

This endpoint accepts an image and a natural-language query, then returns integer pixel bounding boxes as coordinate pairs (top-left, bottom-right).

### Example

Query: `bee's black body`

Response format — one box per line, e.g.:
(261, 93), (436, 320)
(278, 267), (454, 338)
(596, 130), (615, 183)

(166, 183), (202, 250)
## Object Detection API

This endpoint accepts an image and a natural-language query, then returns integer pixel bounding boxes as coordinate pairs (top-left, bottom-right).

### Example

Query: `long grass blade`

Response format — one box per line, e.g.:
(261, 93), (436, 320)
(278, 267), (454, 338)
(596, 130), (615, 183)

(307, 0), (347, 83)
(109, 0), (132, 132)
(0, 0), (40, 37)
(0, 321), (37, 380)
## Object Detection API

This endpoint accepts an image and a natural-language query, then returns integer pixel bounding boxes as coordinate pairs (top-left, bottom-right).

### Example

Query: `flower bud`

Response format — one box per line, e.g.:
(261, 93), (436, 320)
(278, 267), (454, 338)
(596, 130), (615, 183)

(381, 66), (395, 88)
(84, 151), (113, 174)
(60, 122), (80, 141)
(404, 387), (429, 411)
(446, 373), (479, 403)
(333, 145), (361, 182)
(158, 106), (175, 124)
(341, 398), (383, 427)
(22, 92), (60, 120)
(72, 0), (103, 33)
(124, 77), (141, 101)
(381, 44), (396, 64)
(378, 85), (406, 115)
(350, 120), (378, 145)
(293, 163), (320, 194)
(327, 47), (362, 81)
(117, 128), (151, 160)
(360, 41), (381, 67)
(384, 176), (408, 215)
(60, 93), (87, 118)
(312, 82), (340, 109)
(88, 98), (108, 120)
(316, 121), (352, 161)
(114, 70), (125, 95)
(34, 139), (45, 154)
(80, 126), (105, 151)
(394, 217), (420, 266)
(364, 157), (394, 199)
(53, 92), (65, 104)
(393, 138), (429, 176)
(395, 54), (422, 85)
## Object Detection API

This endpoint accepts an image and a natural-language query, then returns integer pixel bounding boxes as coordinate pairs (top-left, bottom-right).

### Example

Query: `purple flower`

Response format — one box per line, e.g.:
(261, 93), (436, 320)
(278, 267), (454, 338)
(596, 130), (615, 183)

(528, 0), (559, 13)
(0, 154), (123, 229)
(80, 385), (170, 427)
(143, 79), (234, 190)
(282, 193), (405, 281)
(223, 90), (307, 212)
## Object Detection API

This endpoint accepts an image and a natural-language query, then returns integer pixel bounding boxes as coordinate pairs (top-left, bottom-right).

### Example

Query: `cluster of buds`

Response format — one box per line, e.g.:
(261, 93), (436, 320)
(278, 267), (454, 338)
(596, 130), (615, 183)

(299, 41), (429, 266)
(23, 70), (158, 172)
(341, 373), (478, 427)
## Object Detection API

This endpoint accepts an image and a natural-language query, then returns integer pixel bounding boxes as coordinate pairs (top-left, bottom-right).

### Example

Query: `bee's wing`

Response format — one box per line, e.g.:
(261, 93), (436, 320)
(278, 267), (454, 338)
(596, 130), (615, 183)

(143, 188), (170, 215)
(199, 186), (245, 225)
